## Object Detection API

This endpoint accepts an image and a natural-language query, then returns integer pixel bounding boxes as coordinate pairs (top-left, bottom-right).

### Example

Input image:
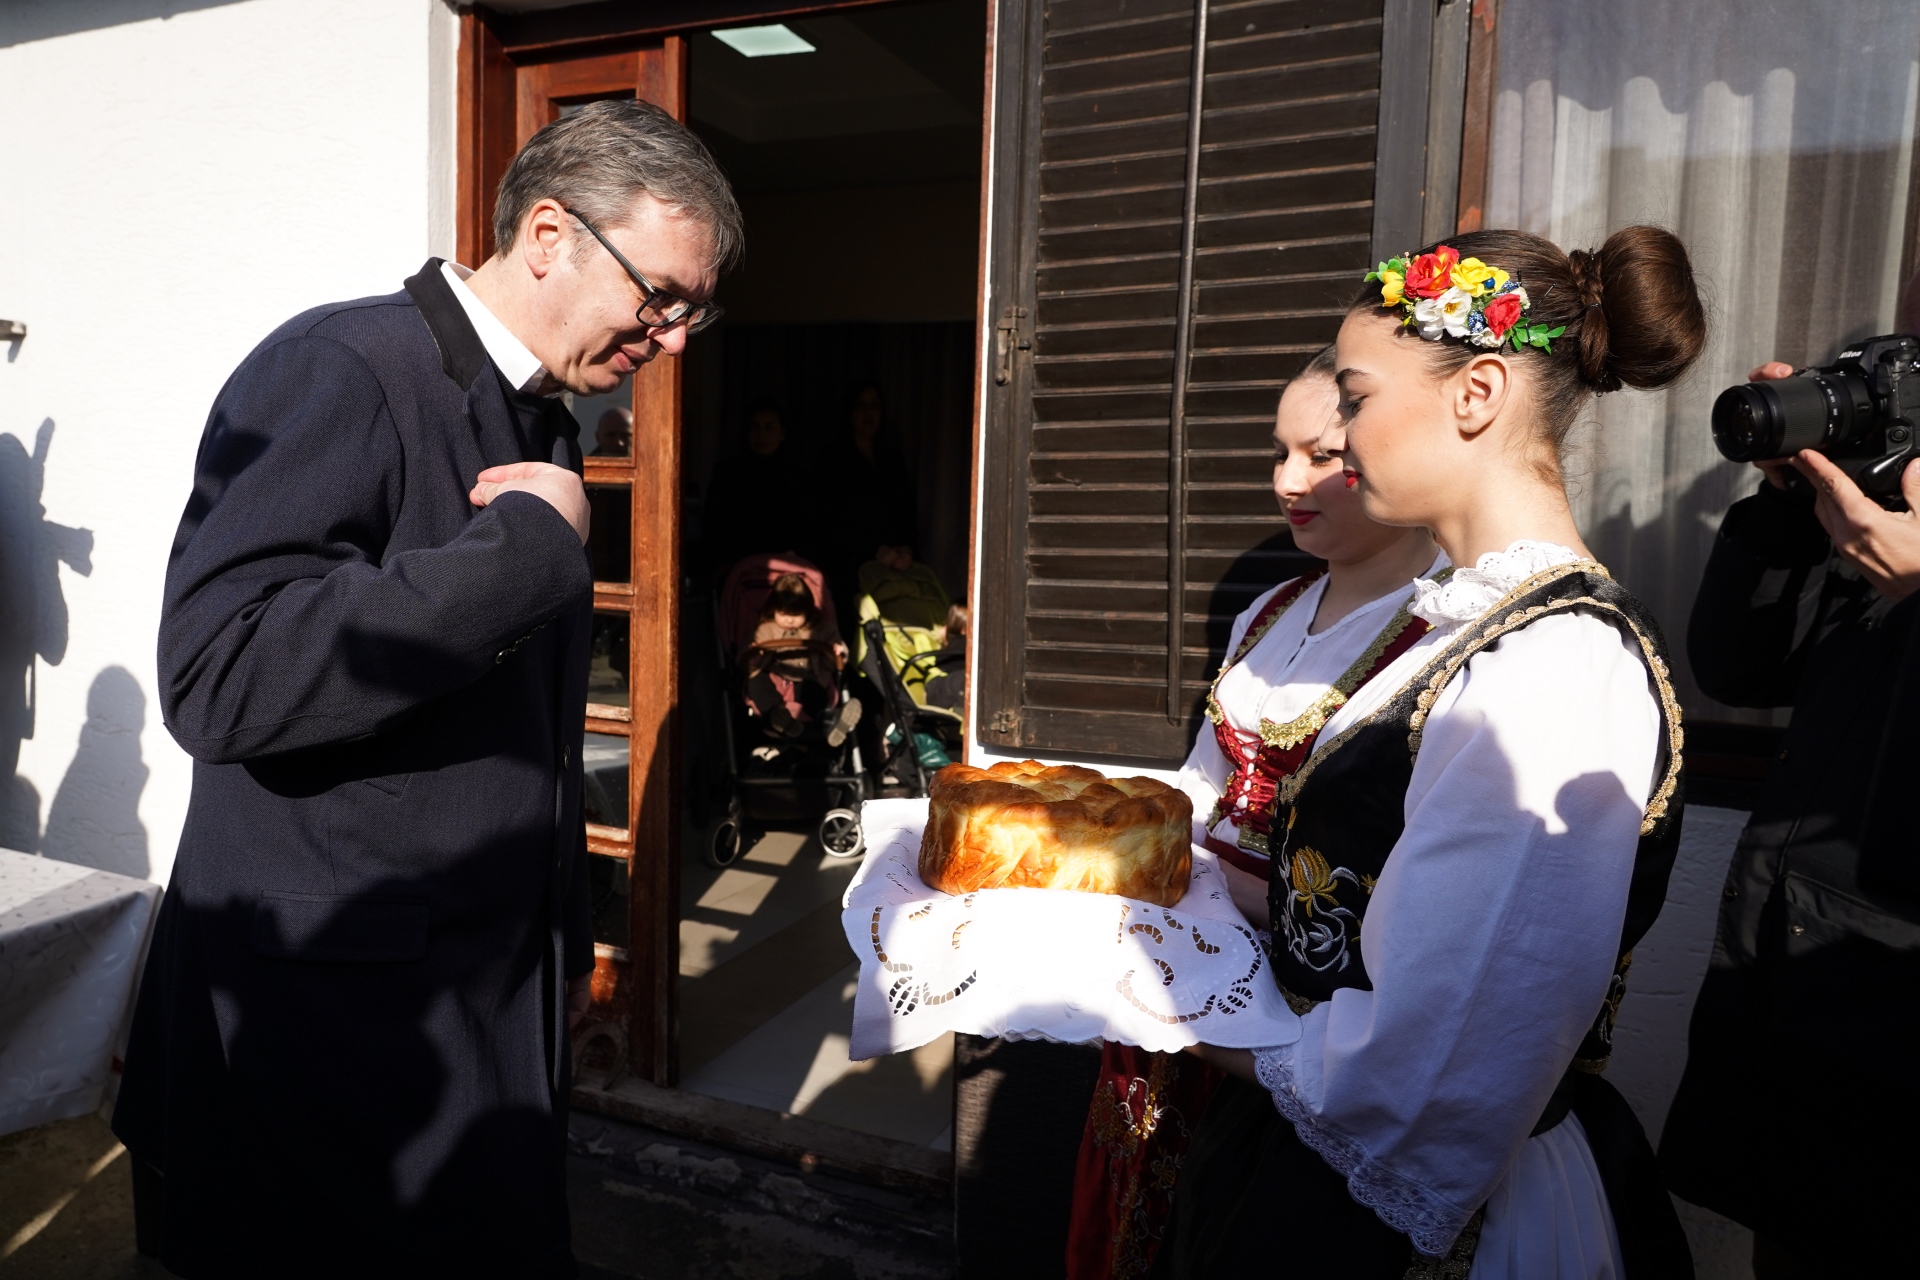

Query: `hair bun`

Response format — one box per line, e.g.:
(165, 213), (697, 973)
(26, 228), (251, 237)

(1580, 225), (1706, 394)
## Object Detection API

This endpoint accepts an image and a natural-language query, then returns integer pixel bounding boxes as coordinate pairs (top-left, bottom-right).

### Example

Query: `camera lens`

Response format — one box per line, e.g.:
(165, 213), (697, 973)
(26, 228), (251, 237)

(1711, 387), (1769, 459)
(1711, 377), (1834, 462)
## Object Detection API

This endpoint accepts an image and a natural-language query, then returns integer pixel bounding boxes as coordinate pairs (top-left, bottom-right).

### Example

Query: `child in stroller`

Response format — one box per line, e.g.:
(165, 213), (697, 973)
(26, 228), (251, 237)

(743, 572), (862, 747)
(854, 552), (965, 796)
(702, 555), (868, 867)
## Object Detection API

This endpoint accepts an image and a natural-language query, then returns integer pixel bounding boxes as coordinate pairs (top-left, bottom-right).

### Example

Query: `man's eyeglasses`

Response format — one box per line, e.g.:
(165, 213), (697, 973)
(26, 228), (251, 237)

(564, 206), (723, 335)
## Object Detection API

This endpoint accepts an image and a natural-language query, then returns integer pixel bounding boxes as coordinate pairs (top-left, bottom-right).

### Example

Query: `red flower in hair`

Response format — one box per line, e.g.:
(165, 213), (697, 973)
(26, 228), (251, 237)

(1482, 291), (1523, 339)
(1403, 246), (1460, 299)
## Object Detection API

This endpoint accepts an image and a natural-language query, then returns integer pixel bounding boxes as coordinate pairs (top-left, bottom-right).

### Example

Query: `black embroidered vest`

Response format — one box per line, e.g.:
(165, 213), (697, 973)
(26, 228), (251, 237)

(1266, 562), (1685, 1077)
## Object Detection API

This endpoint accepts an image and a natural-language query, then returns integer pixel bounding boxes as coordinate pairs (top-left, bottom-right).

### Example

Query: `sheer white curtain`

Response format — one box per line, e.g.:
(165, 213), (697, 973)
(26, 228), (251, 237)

(1481, 0), (1920, 717)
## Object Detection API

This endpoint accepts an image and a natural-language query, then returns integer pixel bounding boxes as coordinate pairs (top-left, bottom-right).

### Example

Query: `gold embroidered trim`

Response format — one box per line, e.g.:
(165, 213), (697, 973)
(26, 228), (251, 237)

(1574, 949), (1634, 1074)
(1279, 984), (1321, 1016)
(1255, 599), (1424, 750)
(1276, 560), (1683, 838)
(1400, 559), (1612, 749)
(1205, 572), (1325, 725)
(1403, 596), (1681, 836)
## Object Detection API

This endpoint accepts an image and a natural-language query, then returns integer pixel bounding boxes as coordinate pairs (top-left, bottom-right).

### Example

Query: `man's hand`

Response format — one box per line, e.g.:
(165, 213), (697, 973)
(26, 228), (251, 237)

(470, 462), (590, 545)
(567, 973), (593, 1032)
(1789, 450), (1920, 603)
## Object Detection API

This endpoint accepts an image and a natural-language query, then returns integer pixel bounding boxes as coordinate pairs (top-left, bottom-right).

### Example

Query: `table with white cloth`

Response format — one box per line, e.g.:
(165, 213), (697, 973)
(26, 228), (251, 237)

(840, 798), (1300, 1060)
(0, 847), (160, 1137)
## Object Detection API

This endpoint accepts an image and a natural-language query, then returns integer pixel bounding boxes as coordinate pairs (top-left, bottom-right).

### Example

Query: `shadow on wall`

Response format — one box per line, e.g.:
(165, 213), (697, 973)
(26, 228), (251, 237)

(0, 419), (94, 852)
(42, 666), (150, 879)
(0, 0), (246, 50)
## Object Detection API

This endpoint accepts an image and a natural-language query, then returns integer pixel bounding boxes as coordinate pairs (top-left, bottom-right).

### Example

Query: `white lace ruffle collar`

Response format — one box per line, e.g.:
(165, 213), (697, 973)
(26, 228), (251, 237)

(1409, 540), (1581, 627)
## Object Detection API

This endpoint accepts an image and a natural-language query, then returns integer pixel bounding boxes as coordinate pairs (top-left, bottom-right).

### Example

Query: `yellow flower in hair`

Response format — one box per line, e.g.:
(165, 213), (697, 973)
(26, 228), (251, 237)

(1378, 269), (1406, 306)
(1450, 257), (1506, 297)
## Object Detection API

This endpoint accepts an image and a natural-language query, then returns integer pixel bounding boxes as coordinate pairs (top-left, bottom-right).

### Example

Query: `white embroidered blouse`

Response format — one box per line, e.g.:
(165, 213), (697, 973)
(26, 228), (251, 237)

(1177, 551), (1449, 849)
(1251, 540), (1660, 1278)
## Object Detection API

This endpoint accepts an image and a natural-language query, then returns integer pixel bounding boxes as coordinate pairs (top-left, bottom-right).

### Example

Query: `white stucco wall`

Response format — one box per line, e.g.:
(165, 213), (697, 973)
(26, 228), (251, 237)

(0, 0), (458, 885)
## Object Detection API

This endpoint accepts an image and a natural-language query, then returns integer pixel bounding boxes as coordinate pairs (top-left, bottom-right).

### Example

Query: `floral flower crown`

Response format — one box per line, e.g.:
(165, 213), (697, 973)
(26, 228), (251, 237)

(1365, 245), (1566, 352)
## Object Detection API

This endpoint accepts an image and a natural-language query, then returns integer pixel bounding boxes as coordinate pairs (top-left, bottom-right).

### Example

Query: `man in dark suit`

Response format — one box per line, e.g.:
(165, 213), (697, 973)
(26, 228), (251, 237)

(113, 100), (740, 1278)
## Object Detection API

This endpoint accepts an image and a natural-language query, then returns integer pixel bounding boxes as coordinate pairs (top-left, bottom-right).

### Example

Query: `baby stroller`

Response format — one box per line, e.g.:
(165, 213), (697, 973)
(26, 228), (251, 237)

(856, 559), (966, 800)
(699, 555), (866, 868)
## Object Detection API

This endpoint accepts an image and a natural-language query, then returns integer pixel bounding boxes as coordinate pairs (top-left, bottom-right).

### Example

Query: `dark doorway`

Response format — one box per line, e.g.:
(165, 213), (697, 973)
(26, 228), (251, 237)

(671, 0), (985, 1156)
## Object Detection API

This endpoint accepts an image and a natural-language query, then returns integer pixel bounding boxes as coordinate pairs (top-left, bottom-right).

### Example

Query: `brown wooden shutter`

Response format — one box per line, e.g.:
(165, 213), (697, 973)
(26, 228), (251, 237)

(978, 0), (1385, 761)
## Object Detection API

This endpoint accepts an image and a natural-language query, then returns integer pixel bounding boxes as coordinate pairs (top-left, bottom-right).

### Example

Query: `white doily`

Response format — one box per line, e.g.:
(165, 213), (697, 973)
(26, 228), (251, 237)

(1409, 540), (1580, 626)
(840, 799), (1301, 1060)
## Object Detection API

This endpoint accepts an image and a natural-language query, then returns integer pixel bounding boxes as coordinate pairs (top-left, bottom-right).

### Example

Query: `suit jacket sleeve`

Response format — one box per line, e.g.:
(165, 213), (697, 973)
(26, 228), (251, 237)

(160, 334), (591, 763)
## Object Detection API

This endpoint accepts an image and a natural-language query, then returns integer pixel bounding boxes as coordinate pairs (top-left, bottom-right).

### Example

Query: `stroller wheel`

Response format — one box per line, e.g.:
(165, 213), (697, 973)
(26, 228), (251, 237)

(818, 808), (865, 859)
(704, 817), (745, 869)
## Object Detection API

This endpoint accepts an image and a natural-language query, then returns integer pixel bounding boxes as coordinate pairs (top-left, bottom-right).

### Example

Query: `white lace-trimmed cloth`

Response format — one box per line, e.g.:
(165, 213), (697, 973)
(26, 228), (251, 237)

(840, 798), (1301, 1060)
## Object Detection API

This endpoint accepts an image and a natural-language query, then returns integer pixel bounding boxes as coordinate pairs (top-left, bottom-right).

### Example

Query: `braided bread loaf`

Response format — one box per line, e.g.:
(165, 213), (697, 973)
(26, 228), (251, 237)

(918, 760), (1193, 907)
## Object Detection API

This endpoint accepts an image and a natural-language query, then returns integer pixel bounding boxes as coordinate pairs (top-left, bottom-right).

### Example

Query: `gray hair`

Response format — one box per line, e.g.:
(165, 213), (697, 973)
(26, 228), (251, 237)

(492, 98), (743, 272)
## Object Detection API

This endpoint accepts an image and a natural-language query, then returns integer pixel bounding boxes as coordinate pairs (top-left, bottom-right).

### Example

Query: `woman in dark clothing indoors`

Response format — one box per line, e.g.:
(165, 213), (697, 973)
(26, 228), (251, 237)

(702, 401), (807, 576)
(817, 382), (918, 637)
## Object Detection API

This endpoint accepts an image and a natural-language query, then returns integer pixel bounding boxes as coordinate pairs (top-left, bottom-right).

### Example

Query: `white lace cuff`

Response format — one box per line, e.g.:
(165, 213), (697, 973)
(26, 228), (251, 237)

(1252, 1045), (1476, 1257)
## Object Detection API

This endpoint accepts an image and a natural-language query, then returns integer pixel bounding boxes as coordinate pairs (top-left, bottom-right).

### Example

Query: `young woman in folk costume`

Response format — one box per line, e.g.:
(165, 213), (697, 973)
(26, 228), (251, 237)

(1064, 345), (1444, 1280)
(1155, 227), (1704, 1280)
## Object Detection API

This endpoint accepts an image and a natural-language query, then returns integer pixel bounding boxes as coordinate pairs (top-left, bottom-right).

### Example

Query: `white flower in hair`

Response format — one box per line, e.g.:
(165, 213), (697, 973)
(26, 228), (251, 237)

(1437, 286), (1474, 338)
(1469, 319), (1505, 349)
(1412, 295), (1447, 339)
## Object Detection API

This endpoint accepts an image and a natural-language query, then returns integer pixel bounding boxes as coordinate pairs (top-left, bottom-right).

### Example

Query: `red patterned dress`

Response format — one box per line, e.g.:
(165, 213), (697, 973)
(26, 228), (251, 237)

(1062, 567), (1436, 1279)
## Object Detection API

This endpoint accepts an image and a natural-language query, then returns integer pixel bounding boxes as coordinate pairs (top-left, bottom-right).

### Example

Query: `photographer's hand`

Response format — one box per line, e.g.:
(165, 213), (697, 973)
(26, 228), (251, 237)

(1789, 451), (1920, 603)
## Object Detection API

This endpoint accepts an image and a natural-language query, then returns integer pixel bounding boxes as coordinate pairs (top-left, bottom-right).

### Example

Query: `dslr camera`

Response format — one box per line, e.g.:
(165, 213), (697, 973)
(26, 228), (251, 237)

(1712, 333), (1920, 508)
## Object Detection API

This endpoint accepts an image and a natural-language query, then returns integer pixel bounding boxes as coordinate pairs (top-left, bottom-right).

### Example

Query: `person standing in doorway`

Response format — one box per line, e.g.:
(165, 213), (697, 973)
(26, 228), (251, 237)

(819, 382), (917, 637)
(702, 401), (805, 575)
(113, 100), (740, 1278)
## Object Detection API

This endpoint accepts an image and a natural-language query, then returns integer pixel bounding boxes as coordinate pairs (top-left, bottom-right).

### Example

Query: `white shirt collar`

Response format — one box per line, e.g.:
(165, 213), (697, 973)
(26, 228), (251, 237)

(440, 261), (552, 396)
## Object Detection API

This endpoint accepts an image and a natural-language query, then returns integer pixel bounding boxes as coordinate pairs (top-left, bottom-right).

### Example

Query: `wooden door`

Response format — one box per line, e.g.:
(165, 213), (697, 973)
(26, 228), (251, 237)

(458, 19), (688, 1085)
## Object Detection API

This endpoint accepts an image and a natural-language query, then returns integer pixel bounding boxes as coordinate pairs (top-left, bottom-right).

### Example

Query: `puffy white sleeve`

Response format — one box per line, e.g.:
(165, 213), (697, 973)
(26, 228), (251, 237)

(1251, 612), (1660, 1256)
(1175, 582), (1286, 844)
(1176, 729), (1231, 845)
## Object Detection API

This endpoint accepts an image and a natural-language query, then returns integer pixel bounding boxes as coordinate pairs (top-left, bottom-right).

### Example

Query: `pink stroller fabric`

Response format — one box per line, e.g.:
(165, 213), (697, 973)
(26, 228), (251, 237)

(718, 554), (840, 725)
